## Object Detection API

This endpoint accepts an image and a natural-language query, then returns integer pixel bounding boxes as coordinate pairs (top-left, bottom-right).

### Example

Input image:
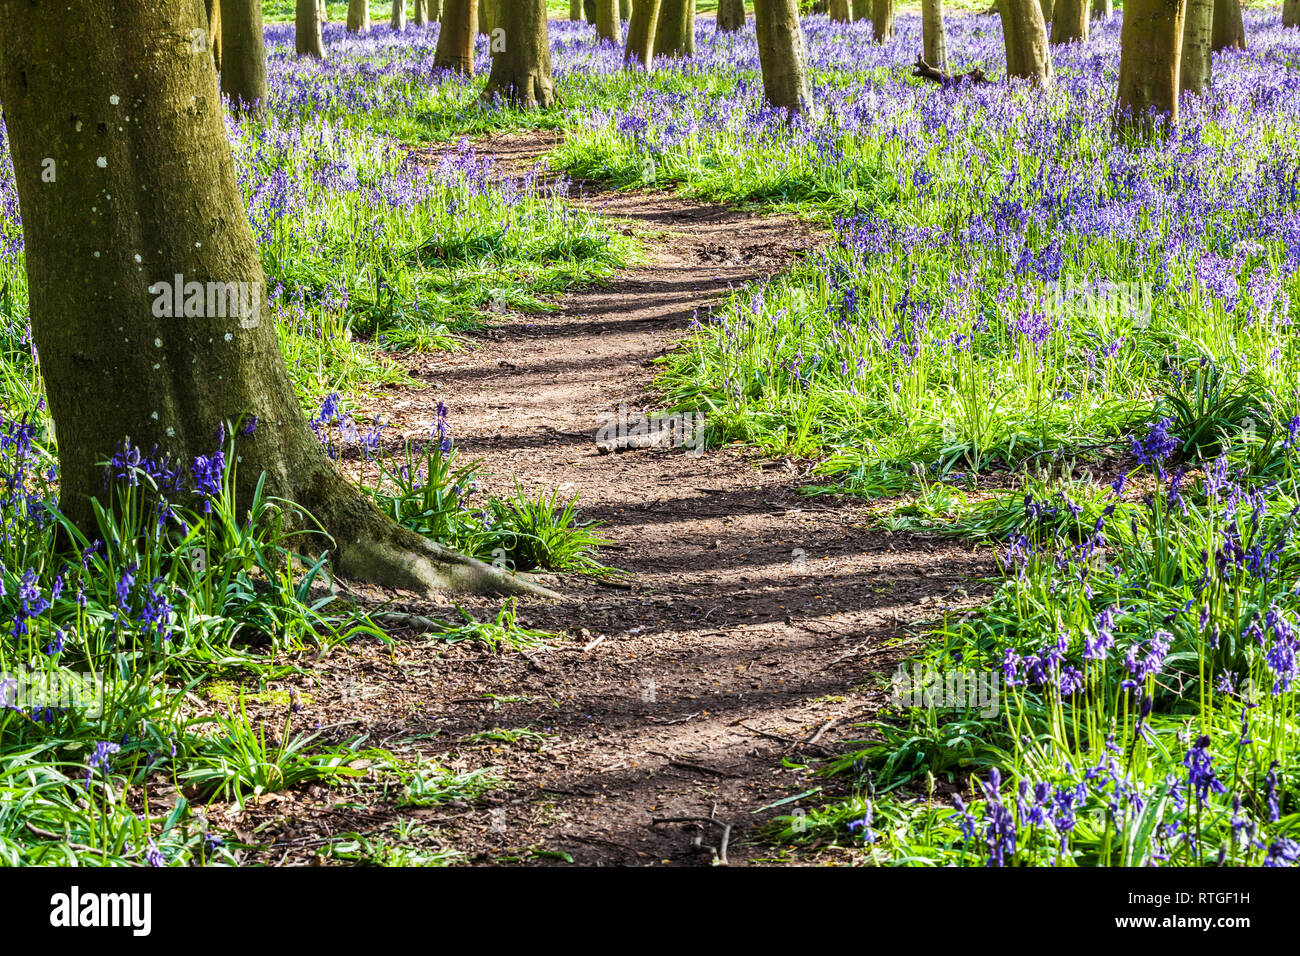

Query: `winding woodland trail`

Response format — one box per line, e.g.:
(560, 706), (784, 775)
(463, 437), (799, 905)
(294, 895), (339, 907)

(259, 133), (995, 866)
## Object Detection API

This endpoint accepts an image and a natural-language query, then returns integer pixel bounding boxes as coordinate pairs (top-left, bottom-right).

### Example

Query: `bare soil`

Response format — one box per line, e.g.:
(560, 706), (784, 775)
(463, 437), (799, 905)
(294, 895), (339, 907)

(237, 132), (994, 866)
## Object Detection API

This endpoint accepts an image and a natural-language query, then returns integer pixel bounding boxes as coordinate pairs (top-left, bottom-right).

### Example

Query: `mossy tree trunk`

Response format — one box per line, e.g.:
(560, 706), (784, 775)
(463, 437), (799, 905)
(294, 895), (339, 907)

(718, 0), (746, 30)
(296, 0), (326, 57)
(435, 0), (477, 72)
(753, 0), (808, 113)
(482, 0), (554, 107)
(220, 0), (266, 112)
(999, 0), (1052, 84)
(1049, 0), (1087, 42)
(346, 0), (370, 31)
(0, 0), (548, 599)
(625, 0), (663, 65)
(1115, 0), (1185, 133)
(922, 0), (948, 72)
(1211, 0), (1244, 50)
(871, 0), (893, 41)
(655, 0), (695, 56)
(1180, 0), (1213, 93)
(596, 0), (619, 40)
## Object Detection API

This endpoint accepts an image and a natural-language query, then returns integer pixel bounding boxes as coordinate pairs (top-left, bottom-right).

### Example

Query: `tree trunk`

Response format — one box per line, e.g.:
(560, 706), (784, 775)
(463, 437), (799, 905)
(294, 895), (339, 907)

(413, 0), (429, 24)
(205, 0), (222, 75)
(621, 0), (631, 20)
(829, 0), (850, 21)
(922, 0), (948, 72)
(220, 0), (267, 113)
(347, 0), (370, 31)
(625, 0), (663, 65)
(596, 0), (619, 40)
(482, 0), (554, 107)
(851, 0), (869, 19)
(1091, 0), (1111, 17)
(435, 0), (477, 73)
(584, 0), (597, 22)
(872, 0), (894, 41)
(718, 0), (747, 29)
(1039, 0), (1053, 24)
(296, 0), (326, 56)
(392, 0), (406, 30)
(1115, 0), (1185, 132)
(998, 0), (1052, 84)
(1049, 0), (1087, 42)
(1181, 0), (1213, 93)
(0, 0), (547, 599)
(655, 0), (695, 56)
(1286, 0), (1300, 27)
(753, 0), (808, 113)
(570, 0), (583, 18)
(1211, 0), (1245, 50)
(479, 0), (495, 33)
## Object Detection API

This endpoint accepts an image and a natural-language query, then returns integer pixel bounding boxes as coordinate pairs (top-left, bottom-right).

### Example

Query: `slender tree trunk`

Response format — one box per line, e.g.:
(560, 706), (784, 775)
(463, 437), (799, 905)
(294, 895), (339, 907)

(1049, 0), (1087, 42)
(1285, 0), (1300, 27)
(998, 0), (1052, 84)
(205, 0), (222, 75)
(753, 0), (808, 113)
(220, 0), (267, 112)
(584, 0), (597, 22)
(922, 0), (948, 72)
(318, 0), (328, 24)
(829, 0), (851, 21)
(625, 0), (663, 65)
(1091, 0), (1111, 17)
(296, 0), (326, 56)
(596, 0), (619, 39)
(482, 0), (554, 107)
(392, 0), (407, 30)
(851, 0), (869, 19)
(1115, 0), (1185, 132)
(655, 0), (696, 56)
(570, 0), (583, 17)
(435, 0), (478, 72)
(718, 0), (747, 29)
(1181, 0), (1213, 93)
(872, 0), (894, 41)
(347, 0), (370, 31)
(0, 0), (544, 598)
(1211, 0), (1245, 50)
(1039, 0), (1053, 24)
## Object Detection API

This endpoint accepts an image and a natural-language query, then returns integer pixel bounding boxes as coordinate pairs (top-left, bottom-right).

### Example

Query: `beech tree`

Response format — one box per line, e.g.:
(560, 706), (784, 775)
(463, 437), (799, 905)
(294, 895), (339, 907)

(851, 0), (869, 19)
(1050, 0), (1088, 43)
(998, 0), (1051, 84)
(922, 0), (949, 73)
(392, 0), (406, 31)
(435, 0), (478, 73)
(753, 0), (808, 113)
(205, 0), (222, 74)
(830, 0), (851, 21)
(596, 0), (619, 40)
(220, 0), (266, 112)
(346, 0), (370, 32)
(718, 0), (747, 30)
(296, 0), (326, 57)
(483, 0), (555, 107)
(872, 0), (894, 41)
(1211, 0), (1245, 50)
(1286, 0), (1300, 28)
(656, 0), (696, 56)
(1115, 0), (1185, 133)
(0, 0), (544, 598)
(625, 0), (664, 66)
(1181, 0), (1213, 93)
(1092, 0), (1111, 16)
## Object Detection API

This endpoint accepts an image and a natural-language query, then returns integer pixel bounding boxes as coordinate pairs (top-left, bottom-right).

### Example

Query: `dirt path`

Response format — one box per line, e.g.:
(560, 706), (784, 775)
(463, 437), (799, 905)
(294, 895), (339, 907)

(259, 134), (994, 866)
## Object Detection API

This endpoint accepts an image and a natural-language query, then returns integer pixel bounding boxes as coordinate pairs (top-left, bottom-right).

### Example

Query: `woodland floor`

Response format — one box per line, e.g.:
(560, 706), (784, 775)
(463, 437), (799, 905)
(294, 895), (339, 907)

(240, 132), (995, 866)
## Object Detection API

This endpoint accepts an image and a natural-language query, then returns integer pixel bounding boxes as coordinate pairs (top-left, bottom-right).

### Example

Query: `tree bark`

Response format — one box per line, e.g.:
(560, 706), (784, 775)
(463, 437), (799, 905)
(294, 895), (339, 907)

(1286, 0), (1300, 27)
(655, 0), (695, 56)
(621, 0), (631, 20)
(1049, 0), (1087, 42)
(999, 0), (1051, 84)
(478, 0), (495, 33)
(220, 0), (267, 113)
(851, 0), (869, 19)
(1180, 0), (1213, 93)
(1039, 0), (1053, 24)
(625, 0), (663, 65)
(872, 0), (894, 41)
(205, 0), (222, 75)
(482, 0), (555, 107)
(0, 0), (549, 599)
(1115, 0), (1185, 133)
(922, 0), (948, 74)
(753, 0), (808, 113)
(584, 0), (597, 22)
(435, 0), (478, 73)
(296, 0), (326, 57)
(718, 0), (747, 30)
(596, 0), (619, 40)
(829, 0), (850, 21)
(347, 0), (370, 32)
(1091, 0), (1111, 16)
(570, 0), (583, 18)
(1211, 0), (1245, 50)
(392, 0), (406, 30)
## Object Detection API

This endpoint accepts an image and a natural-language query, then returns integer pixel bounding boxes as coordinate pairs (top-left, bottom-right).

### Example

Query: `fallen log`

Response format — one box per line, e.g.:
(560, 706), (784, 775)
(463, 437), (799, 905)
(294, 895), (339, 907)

(911, 55), (991, 87)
